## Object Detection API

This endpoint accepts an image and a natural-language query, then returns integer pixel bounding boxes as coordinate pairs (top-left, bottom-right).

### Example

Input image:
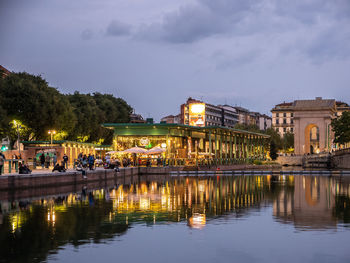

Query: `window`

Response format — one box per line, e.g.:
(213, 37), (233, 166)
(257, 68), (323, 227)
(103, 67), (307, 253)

(291, 119), (294, 124)
(283, 113), (286, 117)
(283, 128), (286, 132)
(276, 119), (279, 124)
(283, 118), (287, 124)
(276, 113), (279, 117)
(291, 113), (293, 117)
(291, 128), (294, 132)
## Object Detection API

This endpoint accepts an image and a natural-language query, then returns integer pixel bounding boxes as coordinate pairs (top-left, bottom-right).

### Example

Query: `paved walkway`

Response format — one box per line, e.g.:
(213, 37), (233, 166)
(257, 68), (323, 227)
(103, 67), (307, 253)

(1, 167), (106, 176)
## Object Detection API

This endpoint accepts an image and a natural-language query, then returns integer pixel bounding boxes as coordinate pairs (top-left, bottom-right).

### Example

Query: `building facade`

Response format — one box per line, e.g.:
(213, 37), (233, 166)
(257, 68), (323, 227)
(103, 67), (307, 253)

(271, 97), (350, 155)
(103, 123), (269, 162)
(179, 98), (270, 130)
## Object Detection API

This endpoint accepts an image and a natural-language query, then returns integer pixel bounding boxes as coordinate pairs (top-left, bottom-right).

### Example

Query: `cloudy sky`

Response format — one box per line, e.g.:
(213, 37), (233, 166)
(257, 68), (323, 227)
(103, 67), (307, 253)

(1, 0), (350, 120)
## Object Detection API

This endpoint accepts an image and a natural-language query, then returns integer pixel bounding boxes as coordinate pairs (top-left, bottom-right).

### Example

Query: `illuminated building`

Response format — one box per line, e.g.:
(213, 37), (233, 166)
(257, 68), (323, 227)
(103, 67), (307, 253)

(271, 97), (350, 154)
(103, 123), (268, 161)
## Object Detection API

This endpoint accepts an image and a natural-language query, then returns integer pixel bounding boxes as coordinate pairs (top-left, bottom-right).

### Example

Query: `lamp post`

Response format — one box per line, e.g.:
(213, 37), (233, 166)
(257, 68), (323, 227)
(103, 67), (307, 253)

(13, 120), (22, 158)
(48, 130), (56, 146)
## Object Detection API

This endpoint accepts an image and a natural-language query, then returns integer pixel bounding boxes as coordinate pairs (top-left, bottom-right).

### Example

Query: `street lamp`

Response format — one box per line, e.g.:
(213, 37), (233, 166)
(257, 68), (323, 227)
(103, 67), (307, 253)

(48, 130), (56, 146)
(13, 120), (22, 157)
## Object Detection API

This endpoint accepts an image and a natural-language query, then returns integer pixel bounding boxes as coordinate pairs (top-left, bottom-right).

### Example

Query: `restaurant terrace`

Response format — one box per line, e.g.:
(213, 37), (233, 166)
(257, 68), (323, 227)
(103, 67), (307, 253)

(103, 123), (269, 165)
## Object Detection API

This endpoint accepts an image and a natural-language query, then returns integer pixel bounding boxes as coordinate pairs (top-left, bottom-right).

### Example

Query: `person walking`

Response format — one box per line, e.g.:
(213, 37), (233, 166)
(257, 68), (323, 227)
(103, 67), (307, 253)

(52, 153), (57, 167)
(63, 153), (69, 169)
(88, 154), (95, 170)
(45, 153), (50, 168)
(40, 153), (45, 169)
(0, 151), (5, 175)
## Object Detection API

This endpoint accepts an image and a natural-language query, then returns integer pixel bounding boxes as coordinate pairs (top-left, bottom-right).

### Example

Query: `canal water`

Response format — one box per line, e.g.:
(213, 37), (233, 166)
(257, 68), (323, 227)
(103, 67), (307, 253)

(1, 174), (350, 263)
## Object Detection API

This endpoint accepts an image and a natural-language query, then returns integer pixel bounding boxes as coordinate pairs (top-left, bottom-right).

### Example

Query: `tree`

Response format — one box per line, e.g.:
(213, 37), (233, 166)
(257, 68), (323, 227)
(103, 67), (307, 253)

(234, 123), (261, 133)
(282, 131), (294, 153)
(270, 140), (278, 160)
(0, 72), (75, 142)
(332, 111), (350, 145)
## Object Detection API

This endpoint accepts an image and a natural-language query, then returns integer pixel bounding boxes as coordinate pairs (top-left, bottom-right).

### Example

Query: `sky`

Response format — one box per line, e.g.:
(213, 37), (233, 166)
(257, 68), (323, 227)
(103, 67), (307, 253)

(1, 0), (350, 121)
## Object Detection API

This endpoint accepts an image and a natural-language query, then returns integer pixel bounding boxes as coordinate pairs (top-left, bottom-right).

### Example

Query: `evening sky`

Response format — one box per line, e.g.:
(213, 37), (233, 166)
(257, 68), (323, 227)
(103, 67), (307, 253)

(1, 0), (350, 120)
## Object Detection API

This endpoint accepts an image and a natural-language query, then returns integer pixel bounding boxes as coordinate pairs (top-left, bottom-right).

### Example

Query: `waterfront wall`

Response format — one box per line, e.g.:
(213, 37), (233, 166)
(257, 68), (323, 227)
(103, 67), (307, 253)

(332, 153), (350, 169)
(0, 164), (281, 192)
(277, 156), (303, 166)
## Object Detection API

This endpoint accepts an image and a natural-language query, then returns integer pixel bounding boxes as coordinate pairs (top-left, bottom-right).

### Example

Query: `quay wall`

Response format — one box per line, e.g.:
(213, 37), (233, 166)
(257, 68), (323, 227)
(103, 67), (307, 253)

(332, 154), (350, 169)
(0, 164), (281, 192)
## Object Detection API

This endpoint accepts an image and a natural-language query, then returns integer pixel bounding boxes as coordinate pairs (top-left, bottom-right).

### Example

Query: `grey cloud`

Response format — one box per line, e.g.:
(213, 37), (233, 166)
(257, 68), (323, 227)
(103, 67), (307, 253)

(305, 28), (350, 63)
(106, 19), (131, 36)
(214, 49), (262, 70)
(138, 0), (257, 43)
(81, 29), (93, 40)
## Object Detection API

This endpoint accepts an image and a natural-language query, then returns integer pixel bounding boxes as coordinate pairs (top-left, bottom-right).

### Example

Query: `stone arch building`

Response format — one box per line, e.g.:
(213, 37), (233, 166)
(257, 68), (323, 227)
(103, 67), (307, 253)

(293, 98), (335, 155)
(271, 97), (350, 155)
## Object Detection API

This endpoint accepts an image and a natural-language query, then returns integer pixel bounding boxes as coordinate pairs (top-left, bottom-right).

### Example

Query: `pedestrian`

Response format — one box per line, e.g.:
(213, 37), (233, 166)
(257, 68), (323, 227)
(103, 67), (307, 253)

(45, 153), (50, 168)
(88, 154), (95, 170)
(63, 153), (69, 169)
(0, 151), (5, 175)
(52, 153), (57, 167)
(40, 153), (45, 169)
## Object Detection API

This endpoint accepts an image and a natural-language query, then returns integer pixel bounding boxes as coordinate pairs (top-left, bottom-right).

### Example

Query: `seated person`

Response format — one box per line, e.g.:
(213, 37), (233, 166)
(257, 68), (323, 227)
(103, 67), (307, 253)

(52, 163), (66, 172)
(19, 163), (32, 174)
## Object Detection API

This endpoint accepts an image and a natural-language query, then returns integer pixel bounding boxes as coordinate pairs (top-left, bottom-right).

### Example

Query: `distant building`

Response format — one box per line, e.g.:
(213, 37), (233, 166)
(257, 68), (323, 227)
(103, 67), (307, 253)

(271, 102), (294, 136)
(178, 97), (269, 130)
(180, 98), (239, 128)
(272, 99), (350, 137)
(160, 114), (181, 124)
(271, 97), (350, 154)
(0, 65), (11, 78)
(130, 113), (146, 123)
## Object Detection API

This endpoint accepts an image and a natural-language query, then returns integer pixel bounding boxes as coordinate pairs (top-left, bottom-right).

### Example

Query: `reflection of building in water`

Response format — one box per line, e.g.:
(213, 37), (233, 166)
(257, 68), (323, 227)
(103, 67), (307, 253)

(274, 176), (338, 229)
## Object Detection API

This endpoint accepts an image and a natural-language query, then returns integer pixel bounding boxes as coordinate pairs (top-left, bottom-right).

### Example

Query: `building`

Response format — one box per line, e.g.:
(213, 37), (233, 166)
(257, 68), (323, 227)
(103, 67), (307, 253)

(272, 97), (350, 155)
(160, 114), (181, 124)
(0, 65), (11, 78)
(271, 102), (294, 136)
(233, 106), (250, 125)
(130, 113), (146, 123)
(103, 123), (269, 162)
(181, 98), (241, 128)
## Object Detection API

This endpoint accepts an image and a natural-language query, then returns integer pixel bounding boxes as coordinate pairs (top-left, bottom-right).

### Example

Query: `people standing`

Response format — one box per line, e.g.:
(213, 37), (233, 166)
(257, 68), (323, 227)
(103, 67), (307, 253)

(63, 153), (69, 169)
(40, 153), (45, 169)
(88, 154), (95, 170)
(45, 153), (50, 168)
(52, 153), (57, 167)
(0, 151), (5, 175)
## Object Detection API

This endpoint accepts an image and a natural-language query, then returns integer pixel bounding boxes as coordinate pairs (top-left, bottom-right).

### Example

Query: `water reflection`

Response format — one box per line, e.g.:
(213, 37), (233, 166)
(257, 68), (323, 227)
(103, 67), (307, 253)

(0, 175), (350, 262)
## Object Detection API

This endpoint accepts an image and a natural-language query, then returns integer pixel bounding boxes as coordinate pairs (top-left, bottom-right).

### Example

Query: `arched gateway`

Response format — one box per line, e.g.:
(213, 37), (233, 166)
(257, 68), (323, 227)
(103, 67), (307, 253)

(294, 98), (335, 155)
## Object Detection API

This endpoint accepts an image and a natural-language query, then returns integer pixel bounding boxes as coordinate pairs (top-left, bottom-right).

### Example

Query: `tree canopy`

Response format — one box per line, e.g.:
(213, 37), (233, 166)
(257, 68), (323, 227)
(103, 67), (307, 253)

(332, 111), (350, 145)
(0, 72), (132, 146)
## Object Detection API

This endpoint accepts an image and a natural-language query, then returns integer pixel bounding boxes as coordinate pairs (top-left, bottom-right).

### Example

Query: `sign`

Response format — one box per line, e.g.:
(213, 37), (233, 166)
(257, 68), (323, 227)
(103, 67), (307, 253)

(189, 103), (206, 127)
(139, 137), (150, 146)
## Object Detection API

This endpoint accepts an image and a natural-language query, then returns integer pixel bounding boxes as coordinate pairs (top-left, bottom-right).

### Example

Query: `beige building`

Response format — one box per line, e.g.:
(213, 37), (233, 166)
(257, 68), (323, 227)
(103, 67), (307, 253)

(272, 97), (350, 155)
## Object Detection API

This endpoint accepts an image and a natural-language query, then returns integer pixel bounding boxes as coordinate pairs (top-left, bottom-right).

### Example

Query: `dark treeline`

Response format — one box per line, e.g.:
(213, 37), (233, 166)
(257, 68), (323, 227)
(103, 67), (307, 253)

(0, 71), (132, 145)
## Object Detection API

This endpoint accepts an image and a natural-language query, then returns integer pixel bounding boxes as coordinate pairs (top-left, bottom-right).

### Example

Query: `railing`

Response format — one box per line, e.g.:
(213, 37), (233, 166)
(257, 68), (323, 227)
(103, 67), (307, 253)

(1, 159), (24, 174)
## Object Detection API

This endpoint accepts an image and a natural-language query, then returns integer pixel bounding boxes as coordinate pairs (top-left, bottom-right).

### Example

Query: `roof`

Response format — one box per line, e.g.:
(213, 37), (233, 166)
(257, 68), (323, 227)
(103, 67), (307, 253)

(102, 123), (269, 137)
(293, 99), (335, 110)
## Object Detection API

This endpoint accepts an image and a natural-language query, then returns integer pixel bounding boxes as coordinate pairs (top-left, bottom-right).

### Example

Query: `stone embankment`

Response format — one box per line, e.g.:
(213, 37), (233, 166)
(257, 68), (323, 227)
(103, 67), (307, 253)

(277, 150), (350, 169)
(0, 164), (281, 191)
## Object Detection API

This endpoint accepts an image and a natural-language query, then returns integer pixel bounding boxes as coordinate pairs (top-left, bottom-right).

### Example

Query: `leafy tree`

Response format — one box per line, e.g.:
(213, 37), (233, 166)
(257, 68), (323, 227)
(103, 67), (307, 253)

(332, 111), (350, 145)
(282, 131), (294, 152)
(0, 72), (75, 142)
(0, 72), (132, 145)
(234, 123), (261, 133)
(270, 140), (278, 160)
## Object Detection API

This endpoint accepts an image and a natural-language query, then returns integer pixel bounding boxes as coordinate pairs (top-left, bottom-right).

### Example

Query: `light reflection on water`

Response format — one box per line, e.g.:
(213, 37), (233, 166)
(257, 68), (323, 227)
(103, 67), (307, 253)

(0, 174), (350, 263)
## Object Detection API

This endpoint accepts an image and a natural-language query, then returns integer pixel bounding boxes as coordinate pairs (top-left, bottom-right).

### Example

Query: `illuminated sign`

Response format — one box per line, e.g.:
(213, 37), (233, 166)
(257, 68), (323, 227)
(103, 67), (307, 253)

(189, 103), (205, 127)
(140, 137), (150, 146)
